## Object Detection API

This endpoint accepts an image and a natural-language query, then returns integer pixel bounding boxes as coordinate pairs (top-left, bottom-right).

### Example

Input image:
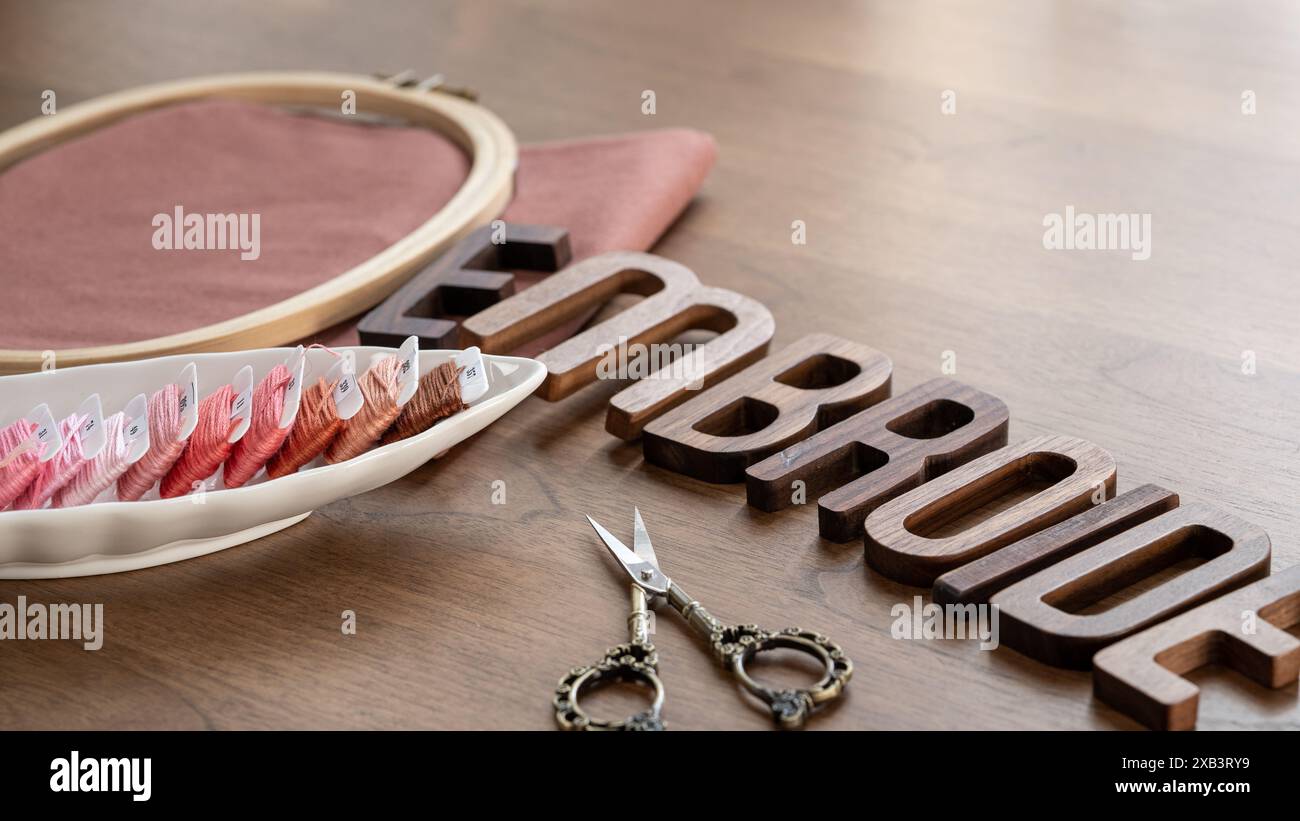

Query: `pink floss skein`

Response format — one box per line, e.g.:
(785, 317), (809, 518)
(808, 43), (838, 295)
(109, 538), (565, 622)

(117, 384), (186, 501)
(223, 364), (293, 488)
(11, 413), (88, 510)
(54, 412), (133, 508)
(0, 418), (42, 510)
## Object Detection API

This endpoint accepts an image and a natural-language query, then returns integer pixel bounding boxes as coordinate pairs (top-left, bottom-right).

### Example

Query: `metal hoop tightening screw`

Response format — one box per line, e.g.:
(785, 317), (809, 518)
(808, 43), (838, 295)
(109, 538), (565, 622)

(375, 70), (479, 101)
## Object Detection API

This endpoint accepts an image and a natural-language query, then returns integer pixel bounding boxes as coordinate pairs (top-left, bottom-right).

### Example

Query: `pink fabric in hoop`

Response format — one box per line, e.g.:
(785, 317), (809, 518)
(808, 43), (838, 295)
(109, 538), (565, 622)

(0, 97), (717, 351)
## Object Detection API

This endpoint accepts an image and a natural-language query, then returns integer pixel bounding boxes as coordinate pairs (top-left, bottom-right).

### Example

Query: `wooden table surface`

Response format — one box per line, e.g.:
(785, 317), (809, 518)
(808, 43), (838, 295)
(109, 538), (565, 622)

(2, 0), (1299, 730)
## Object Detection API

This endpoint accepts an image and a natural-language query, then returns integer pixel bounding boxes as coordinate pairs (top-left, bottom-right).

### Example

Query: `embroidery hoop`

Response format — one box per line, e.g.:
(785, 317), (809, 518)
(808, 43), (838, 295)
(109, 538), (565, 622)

(0, 71), (517, 374)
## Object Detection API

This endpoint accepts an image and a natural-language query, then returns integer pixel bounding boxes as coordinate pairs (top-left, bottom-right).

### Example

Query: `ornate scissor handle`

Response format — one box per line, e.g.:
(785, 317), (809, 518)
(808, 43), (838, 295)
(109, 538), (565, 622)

(712, 625), (852, 729)
(553, 641), (665, 731)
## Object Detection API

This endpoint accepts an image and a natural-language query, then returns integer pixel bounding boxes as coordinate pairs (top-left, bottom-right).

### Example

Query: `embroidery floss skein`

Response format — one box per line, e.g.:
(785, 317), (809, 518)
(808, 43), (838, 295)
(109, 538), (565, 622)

(223, 365), (293, 488)
(381, 361), (466, 445)
(161, 385), (236, 498)
(12, 413), (88, 510)
(54, 412), (133, 508)
(266, 376), (342, 479)
(325, 355), (401, 464)
(117, 384), (186, 501)
(0, 419), (42, 509)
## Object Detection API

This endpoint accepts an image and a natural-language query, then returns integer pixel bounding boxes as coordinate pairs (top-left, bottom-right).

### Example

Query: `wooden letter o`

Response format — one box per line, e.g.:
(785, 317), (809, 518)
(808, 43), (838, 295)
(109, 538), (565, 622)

(863, 434), (1117, 586)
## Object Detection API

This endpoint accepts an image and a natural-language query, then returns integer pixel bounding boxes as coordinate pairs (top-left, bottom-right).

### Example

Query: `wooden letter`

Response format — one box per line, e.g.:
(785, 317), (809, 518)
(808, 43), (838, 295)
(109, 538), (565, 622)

(933, 484), (1180, 605)
(1093, 565), (1300, 730)
(746, 378), (1009, 542)
(641, 334), (892, 484)
(863, 435), (1117, 586)
(460, 251), (775, 439)
(991, 503), (1271, 669)
(359, 224), (571, 349)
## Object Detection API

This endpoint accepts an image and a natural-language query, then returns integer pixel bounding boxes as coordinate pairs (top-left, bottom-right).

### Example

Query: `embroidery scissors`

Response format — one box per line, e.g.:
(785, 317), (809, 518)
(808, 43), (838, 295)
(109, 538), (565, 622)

(553, 508), (852, 730)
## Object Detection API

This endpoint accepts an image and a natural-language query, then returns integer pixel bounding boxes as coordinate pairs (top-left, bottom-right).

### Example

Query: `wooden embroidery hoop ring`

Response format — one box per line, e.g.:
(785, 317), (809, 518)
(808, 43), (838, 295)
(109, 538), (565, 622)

(0, 71), (517, 374)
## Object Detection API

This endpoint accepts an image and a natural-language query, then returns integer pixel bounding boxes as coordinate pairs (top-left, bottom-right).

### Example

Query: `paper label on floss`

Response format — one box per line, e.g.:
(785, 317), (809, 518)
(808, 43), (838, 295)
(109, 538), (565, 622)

(76, 393), (107, 460)
(228, 365), (255, 443)
(284, 345), (306, 373)
(279, 347), (307, 429)
(176, 362), (199, 441)
(0, 403), (59, 468)
(326, 355), (364, 420)
(24, 403), (61, 464)
(455, 346), (490, 405)
(121, 393), (151, 465)
(395, 336), (420, 407)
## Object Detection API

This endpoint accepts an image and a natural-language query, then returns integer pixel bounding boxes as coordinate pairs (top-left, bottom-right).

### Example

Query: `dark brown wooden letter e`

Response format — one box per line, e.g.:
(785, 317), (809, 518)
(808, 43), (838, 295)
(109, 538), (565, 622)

(746, 378), (1009, 542)
(991, 502), (1271, 669)
(641, 334), (892, 484)
(461, 251), (775, 439)
(863, 435), (1117, 586)
(359, 223), (572, 349)
(1093, 565), (1300, 730)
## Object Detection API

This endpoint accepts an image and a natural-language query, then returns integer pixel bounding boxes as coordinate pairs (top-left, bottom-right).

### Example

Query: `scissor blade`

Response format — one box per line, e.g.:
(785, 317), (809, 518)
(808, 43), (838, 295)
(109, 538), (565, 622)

(632, 507), (659, 569)
(585, 514), (671, 595)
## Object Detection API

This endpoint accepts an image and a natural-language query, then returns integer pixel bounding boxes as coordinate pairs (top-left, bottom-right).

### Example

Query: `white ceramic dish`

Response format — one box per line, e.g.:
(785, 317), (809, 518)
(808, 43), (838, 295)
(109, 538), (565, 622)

(0, 346), (544, 578)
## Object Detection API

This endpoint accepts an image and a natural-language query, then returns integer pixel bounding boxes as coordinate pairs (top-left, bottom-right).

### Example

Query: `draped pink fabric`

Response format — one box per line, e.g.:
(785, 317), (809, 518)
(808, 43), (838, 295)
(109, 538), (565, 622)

(0, 99), (717, 351)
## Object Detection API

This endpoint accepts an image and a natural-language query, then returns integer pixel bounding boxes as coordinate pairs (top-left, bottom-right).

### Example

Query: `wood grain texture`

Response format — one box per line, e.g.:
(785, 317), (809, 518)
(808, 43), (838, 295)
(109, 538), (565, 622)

(1093, 566), (1300, 730)
(746, 378), (1009, 541)
(358, 224), (572, 350)
(934, 484), (1180, 605)
(3, 0), (1300, 731)
(864, 434), (1117, 586)
(0, 70), (517, 373)
(991, 502), (1272, 669)
(642, 334), (892, 483)
(461, 250), (775, 437)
